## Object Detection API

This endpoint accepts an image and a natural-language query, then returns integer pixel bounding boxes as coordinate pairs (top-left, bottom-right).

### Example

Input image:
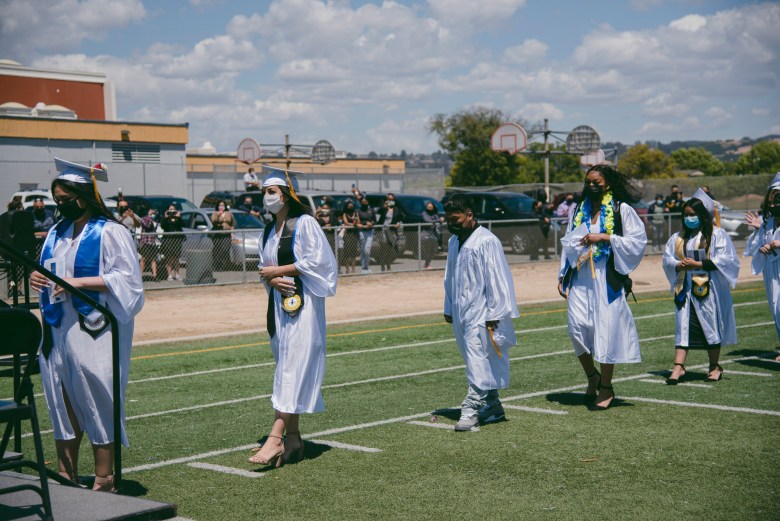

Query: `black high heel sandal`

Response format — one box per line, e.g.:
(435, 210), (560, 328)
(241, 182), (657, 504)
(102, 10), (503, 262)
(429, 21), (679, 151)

(585, 369), (601, 402)
(594, 383), (615, 410)
(666, 363), (686, 385)
(705, 364), (723, 382)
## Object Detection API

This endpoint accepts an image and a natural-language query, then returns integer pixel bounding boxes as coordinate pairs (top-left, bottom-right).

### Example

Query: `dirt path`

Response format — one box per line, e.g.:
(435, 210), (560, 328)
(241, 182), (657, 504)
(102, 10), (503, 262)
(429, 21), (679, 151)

(134, 254), (760, 343)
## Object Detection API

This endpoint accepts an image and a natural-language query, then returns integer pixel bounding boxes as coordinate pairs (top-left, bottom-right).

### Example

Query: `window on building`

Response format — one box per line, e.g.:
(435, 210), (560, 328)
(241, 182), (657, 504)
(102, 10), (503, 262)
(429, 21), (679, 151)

(112, 143), (161, 162)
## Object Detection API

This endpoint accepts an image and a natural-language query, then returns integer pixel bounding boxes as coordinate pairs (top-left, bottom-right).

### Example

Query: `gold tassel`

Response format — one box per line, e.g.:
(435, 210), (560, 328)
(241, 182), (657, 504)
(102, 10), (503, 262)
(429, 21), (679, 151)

(90, 168), (102, 203)
(284, 170), (301, 204)
(487, 327), (503, 358)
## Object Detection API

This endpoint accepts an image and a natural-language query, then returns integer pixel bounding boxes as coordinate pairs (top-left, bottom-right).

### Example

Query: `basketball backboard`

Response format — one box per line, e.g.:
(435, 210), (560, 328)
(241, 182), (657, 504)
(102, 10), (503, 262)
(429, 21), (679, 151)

(237, 137), (262, 164)
(491, 123), (527, 154)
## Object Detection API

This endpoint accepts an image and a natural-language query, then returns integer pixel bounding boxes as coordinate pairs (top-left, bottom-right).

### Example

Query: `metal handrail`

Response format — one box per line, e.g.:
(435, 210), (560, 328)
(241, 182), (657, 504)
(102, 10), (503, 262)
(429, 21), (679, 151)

(0, 237), (124, 486)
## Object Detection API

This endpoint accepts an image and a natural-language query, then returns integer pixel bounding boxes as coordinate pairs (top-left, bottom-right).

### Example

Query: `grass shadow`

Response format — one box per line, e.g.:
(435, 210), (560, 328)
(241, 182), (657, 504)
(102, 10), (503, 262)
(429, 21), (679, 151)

(430, 407), (460, 421)
(250, 435), (332, 470)
(117, 479), (149, 497)
(546, 391), (634, 411)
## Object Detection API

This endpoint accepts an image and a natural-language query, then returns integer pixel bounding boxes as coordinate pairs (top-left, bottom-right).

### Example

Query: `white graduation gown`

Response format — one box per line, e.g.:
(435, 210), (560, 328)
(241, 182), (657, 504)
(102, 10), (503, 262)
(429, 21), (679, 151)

(259, 214), (338, 414)
(744, 217), (780, 341)
(558, 203), (647, 364)
(38, 220), (144, 446)
(444, 226), (519, 391)
(662, 227), (739, 347)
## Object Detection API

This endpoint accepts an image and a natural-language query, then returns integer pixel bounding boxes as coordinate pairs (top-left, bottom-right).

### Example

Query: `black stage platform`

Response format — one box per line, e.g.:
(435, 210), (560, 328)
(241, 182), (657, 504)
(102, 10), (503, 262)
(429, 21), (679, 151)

(0, 472), (177, 520)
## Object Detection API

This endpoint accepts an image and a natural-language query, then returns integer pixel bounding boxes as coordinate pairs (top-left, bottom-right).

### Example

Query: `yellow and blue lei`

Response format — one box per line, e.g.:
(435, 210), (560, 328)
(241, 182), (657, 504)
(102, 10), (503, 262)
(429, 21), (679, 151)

(572, 191), (615, 260)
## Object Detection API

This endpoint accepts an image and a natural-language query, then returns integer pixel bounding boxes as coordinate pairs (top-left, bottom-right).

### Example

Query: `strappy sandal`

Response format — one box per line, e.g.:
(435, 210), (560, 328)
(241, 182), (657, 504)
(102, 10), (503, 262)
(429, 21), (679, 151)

(248, 435), (285, 467)
(93, 475), (116, 493)
(585, 369), (601, 402)
(705, 364), (723, 382)
(666, 363), (686, 385)
(283, 432), (305, 464)
(594, 384), (615, 411)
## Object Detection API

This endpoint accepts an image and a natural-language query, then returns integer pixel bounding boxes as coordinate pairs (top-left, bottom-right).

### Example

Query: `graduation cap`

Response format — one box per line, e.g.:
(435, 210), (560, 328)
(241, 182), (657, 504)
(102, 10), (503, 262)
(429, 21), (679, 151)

(770, 172), (780, 191)
(261, 165), (302, 203)
(690, 187), (722, 227)
(54, 157), (108, 202)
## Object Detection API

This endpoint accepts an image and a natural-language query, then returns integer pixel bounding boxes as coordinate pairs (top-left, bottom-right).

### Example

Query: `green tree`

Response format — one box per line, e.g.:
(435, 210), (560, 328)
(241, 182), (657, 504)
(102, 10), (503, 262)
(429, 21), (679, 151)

(429, 107), (530, 186)
(670, 147), (725, 176)
(617, 144), (675, 179)
(733, 140), (780, 175)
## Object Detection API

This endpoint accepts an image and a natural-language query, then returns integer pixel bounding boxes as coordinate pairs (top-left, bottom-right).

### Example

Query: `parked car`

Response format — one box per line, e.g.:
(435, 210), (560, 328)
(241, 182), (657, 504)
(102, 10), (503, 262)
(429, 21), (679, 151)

(717, 205), (750, 238)
(15, 188), (117, 212)
(108, 195), (197, 217)
(363, 193), (445, 255)
(440, 192), (540, 255)
(179, 208), (266, 267)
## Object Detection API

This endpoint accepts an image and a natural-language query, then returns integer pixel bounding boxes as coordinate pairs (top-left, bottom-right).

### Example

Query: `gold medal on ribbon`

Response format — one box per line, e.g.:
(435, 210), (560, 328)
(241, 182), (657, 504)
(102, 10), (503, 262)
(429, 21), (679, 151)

(282, 294), (302, 316)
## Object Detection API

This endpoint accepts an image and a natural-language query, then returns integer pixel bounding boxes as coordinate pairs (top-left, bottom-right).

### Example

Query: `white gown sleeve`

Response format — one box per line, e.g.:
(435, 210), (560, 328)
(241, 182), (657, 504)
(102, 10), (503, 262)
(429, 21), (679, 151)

(744, 225), (766, 275)
(709, 227), (740, 289)
(662, 233), (681, 290)
(558, 210), (577, 279)
(443, 236), (457, 316)
(609, 203), (647, 275)
(482, 236), (520, 321)
(101, 223), (144, 324)
(293, 215), (338, 298)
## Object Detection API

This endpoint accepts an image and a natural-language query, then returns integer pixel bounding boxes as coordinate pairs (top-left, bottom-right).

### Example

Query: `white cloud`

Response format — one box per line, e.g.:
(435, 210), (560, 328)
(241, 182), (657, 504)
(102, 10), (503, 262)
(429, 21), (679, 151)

(704, 106), (733, 126)
(503, 39), (548, 65)
(669, 14), (707, 32)
(643, 93), (689, 117)
(752, 108), (771, 117)
(0, 0), (146, 60)
(427, 0), (527, 31)
(517, 103), (564, 122)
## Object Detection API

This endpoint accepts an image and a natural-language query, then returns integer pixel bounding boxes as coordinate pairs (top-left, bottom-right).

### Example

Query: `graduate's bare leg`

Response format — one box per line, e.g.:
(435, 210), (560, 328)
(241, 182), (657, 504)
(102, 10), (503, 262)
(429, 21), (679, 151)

(596, 363), (615, 408)
(249, 410), (288, 465)
(55, 386), (83, 483)
(91, 443), (116, 492)
(669, 348), (688, 380)
(706, 347), (723, 381)
(577, 353), (601, 397)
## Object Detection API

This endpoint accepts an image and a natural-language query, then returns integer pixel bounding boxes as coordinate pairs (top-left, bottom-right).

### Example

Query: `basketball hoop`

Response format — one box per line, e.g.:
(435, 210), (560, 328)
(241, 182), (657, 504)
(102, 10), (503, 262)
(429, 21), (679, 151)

(237, 137), (262, 164)
(491, 123), (527, 154)
(566, 125), (601, 154)
(580, 149), (606, 167)
(311, 140), (336, 164)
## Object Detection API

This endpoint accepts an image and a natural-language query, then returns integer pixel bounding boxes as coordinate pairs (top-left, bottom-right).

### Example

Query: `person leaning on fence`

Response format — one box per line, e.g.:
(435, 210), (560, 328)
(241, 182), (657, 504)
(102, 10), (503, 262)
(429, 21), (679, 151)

(376, 194), (403, 271)
(138, 208), (159, 280)
(210, 201), (235, 270)
(356, 197), (376, 274)
(662, 189), (739, 384)
(647, 193), (669, 252)
(421, 201), (444, 268)
(531, 199), (553, 260)
(443, 194), (520, 431)
(744, 173), (780, 358)
(29, 158), (144, 492)
(250, 166), (338, 468)
(238, 195), (262, 219)
(117, 200), (140, 234)
(340, 201), (359, 274)
(160, 205), (184, 281)
(557, 165), (647, 410)
(244, 167), (261, 191)
(31, 197), (56, 239)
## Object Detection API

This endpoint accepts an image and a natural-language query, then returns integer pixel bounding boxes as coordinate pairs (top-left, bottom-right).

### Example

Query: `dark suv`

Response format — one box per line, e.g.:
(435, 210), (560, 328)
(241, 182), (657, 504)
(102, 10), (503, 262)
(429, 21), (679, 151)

(441, 192), (540, 254)
(363, 193), (445, 255)
(108, 195), (198, 216)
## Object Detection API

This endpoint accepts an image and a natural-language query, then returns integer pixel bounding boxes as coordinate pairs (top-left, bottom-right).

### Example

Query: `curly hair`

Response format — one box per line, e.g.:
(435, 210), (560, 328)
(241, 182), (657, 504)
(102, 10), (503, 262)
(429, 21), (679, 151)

(760, 187), (780, 223)
(583, 165), (641, 204)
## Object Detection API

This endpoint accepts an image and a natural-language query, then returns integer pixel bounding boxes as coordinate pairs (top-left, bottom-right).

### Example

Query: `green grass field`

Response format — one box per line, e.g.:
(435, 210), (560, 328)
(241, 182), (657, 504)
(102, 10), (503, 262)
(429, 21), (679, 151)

(5, 282), (780, 520)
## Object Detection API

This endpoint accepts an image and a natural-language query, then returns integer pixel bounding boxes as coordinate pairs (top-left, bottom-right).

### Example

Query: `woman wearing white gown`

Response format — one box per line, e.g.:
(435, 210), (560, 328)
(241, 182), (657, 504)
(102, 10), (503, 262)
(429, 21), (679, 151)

(30, 158), (143, 491)
(744, 173), (780, 356)
(662, 188), (740, 384)
(249, 167), (338, 468)
(557, 165), (647, 409)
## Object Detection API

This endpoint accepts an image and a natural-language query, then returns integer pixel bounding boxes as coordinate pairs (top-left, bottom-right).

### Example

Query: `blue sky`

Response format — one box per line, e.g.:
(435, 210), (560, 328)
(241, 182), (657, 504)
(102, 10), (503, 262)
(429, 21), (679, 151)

(2, 0), (778, 155)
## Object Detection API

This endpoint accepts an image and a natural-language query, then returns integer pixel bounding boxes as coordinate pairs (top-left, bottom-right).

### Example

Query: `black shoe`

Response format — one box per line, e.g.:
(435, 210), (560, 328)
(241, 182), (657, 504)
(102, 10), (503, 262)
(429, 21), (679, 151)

(594, 384), (615, 410)
(585, 369), (601, 402)
(666, 363), (686, 385)
(705, 364), (723, 382)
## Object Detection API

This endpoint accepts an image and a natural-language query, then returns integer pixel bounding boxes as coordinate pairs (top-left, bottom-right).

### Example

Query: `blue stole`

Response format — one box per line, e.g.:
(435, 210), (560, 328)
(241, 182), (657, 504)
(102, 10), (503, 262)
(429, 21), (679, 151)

(40, 217), (107, 327)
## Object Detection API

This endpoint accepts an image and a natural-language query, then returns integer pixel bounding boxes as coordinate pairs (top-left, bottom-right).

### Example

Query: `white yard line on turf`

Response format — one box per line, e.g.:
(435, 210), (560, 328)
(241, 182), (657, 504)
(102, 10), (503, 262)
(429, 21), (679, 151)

(638, 378), (712, 389)
(618, 396), (780, 416)
(307, 440), (383, 453)
(722, 370), (773, 377)
(122, 353), (778, 475)
(407, 420), (457, 431)
(187, 462), (265, 478)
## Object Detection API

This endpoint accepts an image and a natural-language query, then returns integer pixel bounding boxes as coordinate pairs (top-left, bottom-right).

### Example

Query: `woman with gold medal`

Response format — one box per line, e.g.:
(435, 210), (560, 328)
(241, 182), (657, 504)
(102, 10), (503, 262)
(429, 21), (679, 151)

(249, 166), (338, 468)
(662, 189), (739, 384)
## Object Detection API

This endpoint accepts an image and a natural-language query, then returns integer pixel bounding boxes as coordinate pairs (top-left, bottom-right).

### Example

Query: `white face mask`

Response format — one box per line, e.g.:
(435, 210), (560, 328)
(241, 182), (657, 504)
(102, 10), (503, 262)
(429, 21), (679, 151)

(263, 193), (285, 214)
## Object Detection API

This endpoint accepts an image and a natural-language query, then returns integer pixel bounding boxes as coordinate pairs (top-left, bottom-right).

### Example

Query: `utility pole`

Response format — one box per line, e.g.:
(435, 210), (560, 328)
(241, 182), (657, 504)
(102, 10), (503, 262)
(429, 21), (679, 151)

(543, 118), (550, 201)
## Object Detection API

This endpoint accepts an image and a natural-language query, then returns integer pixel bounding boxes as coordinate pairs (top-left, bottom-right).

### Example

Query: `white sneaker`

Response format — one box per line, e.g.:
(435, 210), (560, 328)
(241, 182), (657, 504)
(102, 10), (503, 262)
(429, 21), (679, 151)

(167, 276), (174, 281)
(454, 414), (479, 432)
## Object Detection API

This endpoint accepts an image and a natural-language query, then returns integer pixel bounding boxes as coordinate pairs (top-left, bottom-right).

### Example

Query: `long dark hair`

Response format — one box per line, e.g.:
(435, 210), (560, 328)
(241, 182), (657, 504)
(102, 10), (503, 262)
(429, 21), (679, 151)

(681, 198), (713, 251)
(583, 165), (641, 204)
(278, 185), (313, 218)
(760, 188), (780, 223)
(51, 179), (117, 222)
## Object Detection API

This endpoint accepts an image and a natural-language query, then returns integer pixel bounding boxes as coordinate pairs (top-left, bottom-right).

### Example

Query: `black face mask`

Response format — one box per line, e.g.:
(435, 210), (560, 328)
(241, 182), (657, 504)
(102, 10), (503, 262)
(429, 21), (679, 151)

(57, 199), (87, 220)
(447, 223), (462, 234)
(584, 185), (605, 198)
(769, 206), (780, 217)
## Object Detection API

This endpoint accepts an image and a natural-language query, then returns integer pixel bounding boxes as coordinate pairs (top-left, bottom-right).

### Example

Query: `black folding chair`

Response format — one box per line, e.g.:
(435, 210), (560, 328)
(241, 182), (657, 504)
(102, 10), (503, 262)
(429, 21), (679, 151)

(0, 308), (53, 521)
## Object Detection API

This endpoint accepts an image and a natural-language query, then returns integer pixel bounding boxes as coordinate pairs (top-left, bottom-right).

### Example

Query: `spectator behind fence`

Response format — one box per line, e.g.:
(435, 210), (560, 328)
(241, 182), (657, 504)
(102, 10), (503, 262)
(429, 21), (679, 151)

(531, 199), (553, 260)
(340, 201), (359, 274)
(556, 193), (577, 219)
(244, 167), (261, 191)
(31, 197), (56, 239)
(160, 205), (184, 281)
(0, 197), (36, 296)
(377, 195), (403, 272)
(117, 200), (140, 234)
(646, 193), (669, 252)
(138, 208), (159, 280)
(356, 197), (375, 274)
(238, 195), (262, 219)
(421, 201), (444, 268)
(210, 201), (235, 270)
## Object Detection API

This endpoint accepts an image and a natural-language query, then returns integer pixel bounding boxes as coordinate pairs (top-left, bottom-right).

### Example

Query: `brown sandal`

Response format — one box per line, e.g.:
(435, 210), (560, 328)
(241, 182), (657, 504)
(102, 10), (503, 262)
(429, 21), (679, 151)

(248, 435), (284, 467)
